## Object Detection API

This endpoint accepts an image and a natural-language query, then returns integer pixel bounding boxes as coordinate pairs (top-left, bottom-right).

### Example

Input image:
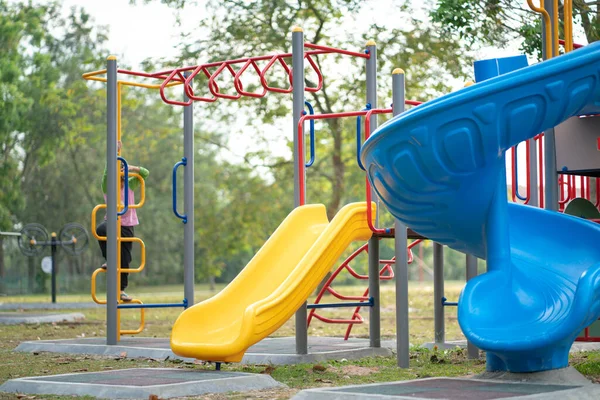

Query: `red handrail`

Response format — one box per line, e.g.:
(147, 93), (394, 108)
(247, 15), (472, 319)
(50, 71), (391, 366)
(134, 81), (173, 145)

(363, 108), (394, 233)
(304, 43), (370, 59)
(537, 134), (544, 208)
(559, 39), (584, 49)
(297, 109), (386, 205)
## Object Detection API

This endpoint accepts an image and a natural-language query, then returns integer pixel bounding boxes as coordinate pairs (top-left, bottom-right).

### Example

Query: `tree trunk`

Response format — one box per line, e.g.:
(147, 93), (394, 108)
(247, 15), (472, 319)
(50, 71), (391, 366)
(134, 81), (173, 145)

(0, 237), (5, 294)
(28, 256), (35, 293)
(208, 275), (216, 291)
(419, 243), (424, 282)
(326, 118), (344, 219)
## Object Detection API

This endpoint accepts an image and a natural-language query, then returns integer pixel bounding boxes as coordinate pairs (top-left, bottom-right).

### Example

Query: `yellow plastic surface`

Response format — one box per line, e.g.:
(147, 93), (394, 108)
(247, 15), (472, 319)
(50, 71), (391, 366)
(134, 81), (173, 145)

(170, 202), (374, 362)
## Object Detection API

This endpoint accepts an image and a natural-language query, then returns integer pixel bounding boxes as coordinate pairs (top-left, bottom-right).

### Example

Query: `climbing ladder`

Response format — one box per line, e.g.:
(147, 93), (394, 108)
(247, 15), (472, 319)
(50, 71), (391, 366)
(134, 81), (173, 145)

(307, 239), (422, 339)
(90, 81), (147, 338)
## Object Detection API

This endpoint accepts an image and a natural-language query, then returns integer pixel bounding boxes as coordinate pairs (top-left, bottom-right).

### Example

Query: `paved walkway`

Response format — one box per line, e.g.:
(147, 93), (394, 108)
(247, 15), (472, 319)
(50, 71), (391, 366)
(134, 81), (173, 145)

(16, 336), (394, 365)
(0, 302), (101, 310)
(0, 312), (85, 325)
(0, 368), (284, 399)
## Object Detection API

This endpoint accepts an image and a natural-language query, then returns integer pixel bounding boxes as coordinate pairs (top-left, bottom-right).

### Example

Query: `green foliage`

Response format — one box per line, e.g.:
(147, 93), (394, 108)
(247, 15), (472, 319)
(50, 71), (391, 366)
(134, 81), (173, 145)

(431, 0), (600, 59)
(2, 0), (494, 294)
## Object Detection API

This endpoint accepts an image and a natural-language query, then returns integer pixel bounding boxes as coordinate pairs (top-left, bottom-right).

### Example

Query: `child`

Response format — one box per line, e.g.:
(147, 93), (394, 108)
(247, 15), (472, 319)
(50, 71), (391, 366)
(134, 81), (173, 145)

(96, 141), (149, 302)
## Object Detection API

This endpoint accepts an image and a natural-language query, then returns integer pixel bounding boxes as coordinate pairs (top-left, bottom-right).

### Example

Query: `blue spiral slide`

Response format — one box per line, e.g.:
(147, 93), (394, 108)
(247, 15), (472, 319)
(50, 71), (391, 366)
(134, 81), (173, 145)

(361, 42), (600, 372)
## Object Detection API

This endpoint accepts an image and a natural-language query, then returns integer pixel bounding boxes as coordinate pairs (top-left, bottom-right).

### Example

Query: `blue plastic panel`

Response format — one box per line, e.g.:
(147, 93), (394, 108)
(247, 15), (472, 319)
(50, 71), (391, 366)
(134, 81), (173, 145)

(361, 42), (600, 372)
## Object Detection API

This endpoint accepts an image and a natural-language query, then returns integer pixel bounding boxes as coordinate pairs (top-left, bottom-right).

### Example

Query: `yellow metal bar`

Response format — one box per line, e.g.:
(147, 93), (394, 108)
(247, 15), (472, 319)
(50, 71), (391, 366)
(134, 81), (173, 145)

(527, 0), (553, 59)
(552, 0), (559, 57)
(83, 74), (182, 89)
(91, 268), (107, 305)
(117, 82), (123, 341)
(128, 173), (146, 209)
(82, 69), (107, 79)
(91, 204), (107, 241)
(119, 237), (146, 273)
(119, 299), (146, 335)
(564, 0), (573, 52)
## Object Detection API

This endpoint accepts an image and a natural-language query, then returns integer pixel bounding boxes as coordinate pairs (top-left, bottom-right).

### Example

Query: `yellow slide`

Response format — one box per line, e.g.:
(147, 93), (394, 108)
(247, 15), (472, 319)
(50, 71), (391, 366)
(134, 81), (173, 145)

(170, 202), (374, 362)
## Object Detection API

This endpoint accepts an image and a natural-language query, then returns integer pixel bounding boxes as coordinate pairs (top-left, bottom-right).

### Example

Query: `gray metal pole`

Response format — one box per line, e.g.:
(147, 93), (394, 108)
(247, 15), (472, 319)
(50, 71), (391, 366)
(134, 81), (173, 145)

(183, 72), (195, 307)
(106, 55), (118, 345)
(292, 26), (308, 355)
(528, 140), (538, 207)
(392, 68), (409, 368)
(433, 243), (444, 343)
(366, 40), (379, 224)
(543, 0), (559, 211)
(366, 39), (380, 348)
(465, 254), (479, 359)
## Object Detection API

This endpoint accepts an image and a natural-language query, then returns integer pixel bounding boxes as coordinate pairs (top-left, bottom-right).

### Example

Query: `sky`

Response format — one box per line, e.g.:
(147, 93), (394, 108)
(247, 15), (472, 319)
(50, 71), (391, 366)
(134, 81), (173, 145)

(54, 0), (549, 188)
(60, 0), (193, 65)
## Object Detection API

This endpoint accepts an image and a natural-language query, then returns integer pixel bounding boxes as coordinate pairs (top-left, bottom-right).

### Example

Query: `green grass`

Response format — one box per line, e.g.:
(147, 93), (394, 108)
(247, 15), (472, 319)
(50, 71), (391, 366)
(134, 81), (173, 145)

(1, 283), (599, 399)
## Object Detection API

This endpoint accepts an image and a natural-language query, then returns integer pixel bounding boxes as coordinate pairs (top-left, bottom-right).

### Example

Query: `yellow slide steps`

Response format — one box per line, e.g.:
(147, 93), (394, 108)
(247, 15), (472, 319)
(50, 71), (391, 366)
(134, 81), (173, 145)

(170, 202), (374, 362)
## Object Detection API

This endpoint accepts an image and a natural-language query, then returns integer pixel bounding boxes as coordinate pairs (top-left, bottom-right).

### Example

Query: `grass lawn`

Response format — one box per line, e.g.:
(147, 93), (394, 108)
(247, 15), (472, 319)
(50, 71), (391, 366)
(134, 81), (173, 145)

(1, 282), (599, 399)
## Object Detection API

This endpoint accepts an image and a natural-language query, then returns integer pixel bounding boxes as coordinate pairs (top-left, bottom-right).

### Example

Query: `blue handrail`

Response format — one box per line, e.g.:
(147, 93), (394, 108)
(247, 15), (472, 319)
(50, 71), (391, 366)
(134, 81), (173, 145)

(118, 302), (187, 309)
(304, 100), (315, 168)
(356, 103), (372, 171)
(117, 157), (129, 217)
(172, 157), (187, 224)
(441, 296), (458, 307)
(307, 297), (374, 309)
(513, 142), (527, 201)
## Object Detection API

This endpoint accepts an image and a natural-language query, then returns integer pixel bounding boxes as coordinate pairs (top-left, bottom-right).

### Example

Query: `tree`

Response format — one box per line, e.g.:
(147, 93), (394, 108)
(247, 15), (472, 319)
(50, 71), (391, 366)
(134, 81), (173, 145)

(140, 0), (471, 219)
(431, 0), (600, 58)
(0, 1), (110, 293)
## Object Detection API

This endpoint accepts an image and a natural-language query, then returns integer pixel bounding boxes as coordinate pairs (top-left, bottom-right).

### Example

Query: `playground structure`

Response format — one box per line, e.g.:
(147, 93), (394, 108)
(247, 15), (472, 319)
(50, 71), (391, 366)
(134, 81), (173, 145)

(77, 0), (600, 373)
(361, 0), (600, 372)
(0, 223), (89, 303)
(83, 32), (446, 367)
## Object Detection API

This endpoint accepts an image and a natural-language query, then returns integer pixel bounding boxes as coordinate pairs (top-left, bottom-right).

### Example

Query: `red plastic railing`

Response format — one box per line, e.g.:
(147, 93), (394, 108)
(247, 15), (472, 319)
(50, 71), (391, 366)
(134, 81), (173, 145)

(559, 39), (584, 49)
(509, 133), (544, 208)
(307, 239), (422, 339)
(511, 132), (600, 212)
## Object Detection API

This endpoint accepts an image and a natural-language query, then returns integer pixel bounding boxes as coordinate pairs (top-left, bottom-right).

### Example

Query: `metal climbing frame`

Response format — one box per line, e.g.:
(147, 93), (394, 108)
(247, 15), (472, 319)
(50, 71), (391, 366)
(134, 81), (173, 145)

(84, 62), (192, 344)
(83, 32), (380, 346)
(296, 75), (425, 366)
(307, 239), (422, 340)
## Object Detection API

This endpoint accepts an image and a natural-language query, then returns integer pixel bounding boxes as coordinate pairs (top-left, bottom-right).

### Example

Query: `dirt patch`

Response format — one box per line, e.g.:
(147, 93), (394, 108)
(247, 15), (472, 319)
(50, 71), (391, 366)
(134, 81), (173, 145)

(172, 387), (299, 399)
(329, 365), (379, 376)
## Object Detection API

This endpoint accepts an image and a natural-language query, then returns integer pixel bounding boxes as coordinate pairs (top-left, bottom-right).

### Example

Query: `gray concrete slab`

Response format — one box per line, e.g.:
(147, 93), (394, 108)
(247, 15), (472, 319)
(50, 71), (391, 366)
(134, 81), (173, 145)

(0, 302), (101, 310)
(0, 312), (85, 325)
(438, 339), (600, 353)
(292, 376), (600, 400)
(476, 366), (591, 385)
(0, 367), (284, 399)
(15, 336), (395, 365)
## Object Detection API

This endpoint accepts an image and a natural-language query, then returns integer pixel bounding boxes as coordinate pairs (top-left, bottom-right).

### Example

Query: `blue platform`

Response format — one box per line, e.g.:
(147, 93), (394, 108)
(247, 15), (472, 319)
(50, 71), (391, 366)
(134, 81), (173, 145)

(360, 42), (600, 372)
